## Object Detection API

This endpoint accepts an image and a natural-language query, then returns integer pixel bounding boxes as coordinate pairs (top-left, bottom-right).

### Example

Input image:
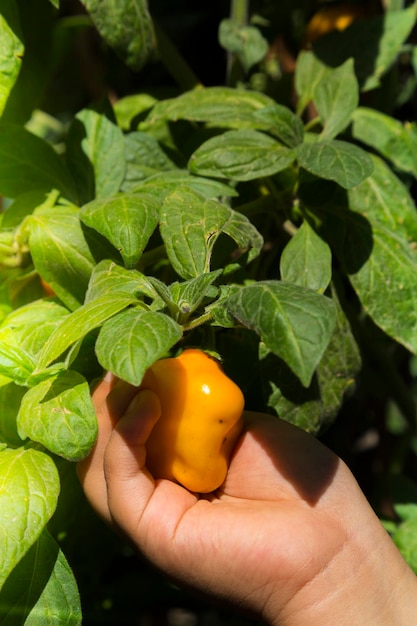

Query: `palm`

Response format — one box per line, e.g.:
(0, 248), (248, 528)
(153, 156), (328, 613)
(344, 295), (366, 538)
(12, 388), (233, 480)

(79, 379), (359, 620)
(106, 412), (349, 615)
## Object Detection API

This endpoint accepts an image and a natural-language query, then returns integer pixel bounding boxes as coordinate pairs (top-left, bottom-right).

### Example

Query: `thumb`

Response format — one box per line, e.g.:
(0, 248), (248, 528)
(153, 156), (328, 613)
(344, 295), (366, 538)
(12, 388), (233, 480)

(103, 389), (162, 529)
(103, 389), (198, 552)
(105, 388), (161, 481)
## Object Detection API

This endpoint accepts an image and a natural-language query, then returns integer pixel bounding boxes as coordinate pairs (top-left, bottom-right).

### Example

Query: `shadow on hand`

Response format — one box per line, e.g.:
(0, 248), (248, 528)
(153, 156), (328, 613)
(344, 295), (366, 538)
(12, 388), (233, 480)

(241, 411), (341, 506)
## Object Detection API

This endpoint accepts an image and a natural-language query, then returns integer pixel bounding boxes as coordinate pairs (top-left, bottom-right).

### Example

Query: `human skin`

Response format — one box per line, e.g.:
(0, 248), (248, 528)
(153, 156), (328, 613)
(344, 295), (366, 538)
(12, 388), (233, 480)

(78, 374), (417, 625)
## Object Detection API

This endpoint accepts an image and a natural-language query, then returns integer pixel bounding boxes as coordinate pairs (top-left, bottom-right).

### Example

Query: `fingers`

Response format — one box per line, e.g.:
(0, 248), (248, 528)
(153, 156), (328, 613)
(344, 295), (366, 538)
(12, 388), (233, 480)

(77, 374), (146, 522)
(78, 371), (197, 555)
(103, 391), (200, 558)
(103, 390), (162, 531)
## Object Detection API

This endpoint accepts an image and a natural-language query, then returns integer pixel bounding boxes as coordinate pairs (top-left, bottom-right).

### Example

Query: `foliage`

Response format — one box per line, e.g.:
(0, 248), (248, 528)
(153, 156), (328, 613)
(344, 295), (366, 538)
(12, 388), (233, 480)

(1, 0), (417, 622)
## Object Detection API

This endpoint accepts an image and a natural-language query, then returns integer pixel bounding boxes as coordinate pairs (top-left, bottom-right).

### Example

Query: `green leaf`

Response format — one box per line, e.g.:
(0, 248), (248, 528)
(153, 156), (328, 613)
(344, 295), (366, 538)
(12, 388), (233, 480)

(81, 0), (155, 71)
(207, 285), (240, 328)
(0, 1), (55, 125)
(251, 105), (304, 147)
(0, 125), (76, 201)
(189, 129), (296, 182)
(352, 107), (417, 176)
(0, 448), (59, 590)
(65, 106), (126, 205)
(343, 159), (417, 353)
(218, 19), (268, 73)
(35, 295), (137, 371)
(294, 51), (331, 115)
(0, 2), (24, 117)
(0, 343), (36, 385)
(313, 59), (359, 140)
(80, 193), (160, 268)
(114, 93), (157, 130)
(0, 529), (81, 625)
(217, 209), (264, 273)
(226, 281), (337, 387)
(0, 299), (69, 360)
(309, 158), (417, 353)
(314, 288), (361, 427)
(280, 221), (332, 293)
(142, 86), (276, 130)
(160, 187), (263, 279)
(349, 155), (417, 240)
(17, 371), (97, 461)
(0, 382), (26, 446)
(169, 270), (222, 317)
(1, 190), (47, 229)
(313, 6), (417, 91)
(260, 285), (361, 433)
(393, 517), (417, 574)
(28, 204), (100, 310)
(297, 140), (374, 189)
(85, 259), (158, 303)
(121, 131), (176, 191)
(133, 171), (238, 200)
(146, 276), (174, 309)
(394, 503), (417, 522)
(95, 308), (182, 385)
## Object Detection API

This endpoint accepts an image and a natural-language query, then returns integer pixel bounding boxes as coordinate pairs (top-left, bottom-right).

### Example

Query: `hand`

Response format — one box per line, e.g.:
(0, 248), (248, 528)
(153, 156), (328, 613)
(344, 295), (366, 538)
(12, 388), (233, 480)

(78, 374), (417, 625)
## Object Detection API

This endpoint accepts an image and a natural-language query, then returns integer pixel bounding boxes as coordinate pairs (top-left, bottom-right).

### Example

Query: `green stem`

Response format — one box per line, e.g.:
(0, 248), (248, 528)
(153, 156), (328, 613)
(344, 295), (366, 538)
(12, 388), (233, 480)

(226, 0), (250, 86)
(304, 116), (321, 132)
(183, 311), (213, 332)
(231, 0), (249, 26)
(153, 20), (202, 91)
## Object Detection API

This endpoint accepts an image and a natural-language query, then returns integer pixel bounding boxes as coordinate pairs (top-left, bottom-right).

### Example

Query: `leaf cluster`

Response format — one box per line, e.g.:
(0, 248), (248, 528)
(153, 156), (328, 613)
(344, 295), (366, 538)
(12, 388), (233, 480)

(2, 0), (417, 621)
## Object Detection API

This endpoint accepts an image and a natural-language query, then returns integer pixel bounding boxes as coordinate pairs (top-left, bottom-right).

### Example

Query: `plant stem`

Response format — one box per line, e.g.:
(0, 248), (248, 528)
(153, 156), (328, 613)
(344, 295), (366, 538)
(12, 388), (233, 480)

(231, 0), (249, 27)
(183, 311), (213, 332)
(304, 116), (321, 132)
(153, 21), (202, 91)
(226, 0), (250, 86)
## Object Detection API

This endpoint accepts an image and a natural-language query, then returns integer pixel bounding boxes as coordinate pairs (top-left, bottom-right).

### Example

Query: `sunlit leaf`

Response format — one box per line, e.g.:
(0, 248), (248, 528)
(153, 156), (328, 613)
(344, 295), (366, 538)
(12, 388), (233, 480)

(18, 371), (97, 461)
(0, 530), (81, 625)
(0, 2), (24, 117)
(0, 448), (59, 590)
(80, 193), (159, 268)
(96, 308), (182, 385)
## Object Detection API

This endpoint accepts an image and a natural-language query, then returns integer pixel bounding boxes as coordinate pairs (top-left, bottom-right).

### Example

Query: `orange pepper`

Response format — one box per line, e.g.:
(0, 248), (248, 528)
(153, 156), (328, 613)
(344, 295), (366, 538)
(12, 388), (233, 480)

(141, 349), (245, 493)
(304, 3), (365, 46)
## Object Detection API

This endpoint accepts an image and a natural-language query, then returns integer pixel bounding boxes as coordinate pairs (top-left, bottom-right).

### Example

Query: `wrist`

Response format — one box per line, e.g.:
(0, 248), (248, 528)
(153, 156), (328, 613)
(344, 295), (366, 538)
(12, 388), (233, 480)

(265, 511), (417, 626)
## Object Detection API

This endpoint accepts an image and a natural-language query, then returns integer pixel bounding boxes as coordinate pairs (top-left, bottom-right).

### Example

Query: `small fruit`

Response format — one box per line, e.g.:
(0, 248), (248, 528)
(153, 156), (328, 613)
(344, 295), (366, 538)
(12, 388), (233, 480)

(304, 3), (365, 45)
(141, 348), (245, 493)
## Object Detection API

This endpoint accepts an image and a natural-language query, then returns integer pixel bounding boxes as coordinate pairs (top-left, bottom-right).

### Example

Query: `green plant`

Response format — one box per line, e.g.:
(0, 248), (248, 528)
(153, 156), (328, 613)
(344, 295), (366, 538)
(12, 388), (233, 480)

(1, 0), (417, 622)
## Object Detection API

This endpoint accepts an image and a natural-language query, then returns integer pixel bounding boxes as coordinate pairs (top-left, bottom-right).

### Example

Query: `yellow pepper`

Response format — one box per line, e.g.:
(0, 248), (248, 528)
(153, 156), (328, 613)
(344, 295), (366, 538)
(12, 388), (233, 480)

(141, 348), (245, 493)
(304, 3), (365, 46)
